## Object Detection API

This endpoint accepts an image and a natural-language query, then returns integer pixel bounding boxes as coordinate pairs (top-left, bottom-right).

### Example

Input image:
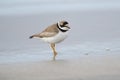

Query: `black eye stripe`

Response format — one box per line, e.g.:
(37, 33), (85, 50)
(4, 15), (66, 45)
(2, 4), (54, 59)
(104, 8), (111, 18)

(63, 22), (68, 25)
(60, 22), (68, 27)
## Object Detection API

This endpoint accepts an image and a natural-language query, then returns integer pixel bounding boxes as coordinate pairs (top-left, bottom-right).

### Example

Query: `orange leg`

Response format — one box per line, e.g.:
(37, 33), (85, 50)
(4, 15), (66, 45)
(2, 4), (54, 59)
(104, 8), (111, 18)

(50, 43), (57, 61)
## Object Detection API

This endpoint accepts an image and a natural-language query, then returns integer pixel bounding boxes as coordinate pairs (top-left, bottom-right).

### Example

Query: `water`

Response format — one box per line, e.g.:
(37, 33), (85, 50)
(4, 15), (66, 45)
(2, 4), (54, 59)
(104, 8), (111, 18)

(0, 40), (120, 64)
(0, 0), (120, 64)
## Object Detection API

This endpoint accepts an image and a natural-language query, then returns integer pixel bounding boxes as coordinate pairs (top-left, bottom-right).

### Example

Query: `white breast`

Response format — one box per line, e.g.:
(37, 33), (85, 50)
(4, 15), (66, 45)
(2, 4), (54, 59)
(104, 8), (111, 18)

(40, 31), (68, 44)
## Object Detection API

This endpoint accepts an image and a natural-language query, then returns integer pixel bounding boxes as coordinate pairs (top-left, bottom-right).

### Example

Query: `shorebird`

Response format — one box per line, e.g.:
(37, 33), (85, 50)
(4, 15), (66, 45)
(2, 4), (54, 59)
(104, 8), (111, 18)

(29, 21), (70, 60)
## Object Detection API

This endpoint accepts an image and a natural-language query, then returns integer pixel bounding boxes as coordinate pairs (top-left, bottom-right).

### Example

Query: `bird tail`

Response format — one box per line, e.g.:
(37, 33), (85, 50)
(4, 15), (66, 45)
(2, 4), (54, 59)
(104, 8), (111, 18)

(29, 34), (40, 39)
(29, 35), (34, 39)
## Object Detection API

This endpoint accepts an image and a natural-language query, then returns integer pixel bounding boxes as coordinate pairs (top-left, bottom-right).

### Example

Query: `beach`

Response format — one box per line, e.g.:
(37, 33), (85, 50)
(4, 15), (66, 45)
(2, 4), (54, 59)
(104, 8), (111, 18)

(0, 0), (120, 80)
(0, 51), (120, 80)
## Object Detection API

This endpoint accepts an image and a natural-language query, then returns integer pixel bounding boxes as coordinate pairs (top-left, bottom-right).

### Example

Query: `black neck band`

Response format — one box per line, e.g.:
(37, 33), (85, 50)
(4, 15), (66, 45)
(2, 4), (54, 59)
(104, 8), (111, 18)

(57, 23), (68, 32)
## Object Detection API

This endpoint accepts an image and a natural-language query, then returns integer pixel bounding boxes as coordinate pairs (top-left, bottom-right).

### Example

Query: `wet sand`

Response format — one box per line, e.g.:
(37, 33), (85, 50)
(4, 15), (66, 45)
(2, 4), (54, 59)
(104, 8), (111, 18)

(0, 53), (120, 80)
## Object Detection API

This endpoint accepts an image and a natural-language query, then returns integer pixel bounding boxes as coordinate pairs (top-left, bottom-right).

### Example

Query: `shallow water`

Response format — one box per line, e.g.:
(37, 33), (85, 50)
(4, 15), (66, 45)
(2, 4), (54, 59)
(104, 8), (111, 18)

(0, 40), (120, 64)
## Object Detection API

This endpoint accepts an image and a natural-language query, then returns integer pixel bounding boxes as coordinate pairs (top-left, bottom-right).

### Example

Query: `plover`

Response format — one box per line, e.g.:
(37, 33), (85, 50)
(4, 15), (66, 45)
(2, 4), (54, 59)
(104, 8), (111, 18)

(29, 21), (70, 60)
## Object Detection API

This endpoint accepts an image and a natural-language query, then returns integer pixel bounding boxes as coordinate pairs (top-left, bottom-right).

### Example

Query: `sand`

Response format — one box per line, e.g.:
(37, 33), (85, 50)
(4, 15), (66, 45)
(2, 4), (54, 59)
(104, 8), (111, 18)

(0, 53), (120, 80)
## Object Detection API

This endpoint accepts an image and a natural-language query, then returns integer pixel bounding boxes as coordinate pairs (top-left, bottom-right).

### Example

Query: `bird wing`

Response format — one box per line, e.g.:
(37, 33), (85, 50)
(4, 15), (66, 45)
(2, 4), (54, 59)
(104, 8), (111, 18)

(39, 24), (59, 38)
(39, 32), (57, 38)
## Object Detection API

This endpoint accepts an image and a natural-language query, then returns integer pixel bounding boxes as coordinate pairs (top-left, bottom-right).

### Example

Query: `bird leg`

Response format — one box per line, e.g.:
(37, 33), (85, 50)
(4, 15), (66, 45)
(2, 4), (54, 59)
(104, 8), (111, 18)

(50, 43), (57, 61)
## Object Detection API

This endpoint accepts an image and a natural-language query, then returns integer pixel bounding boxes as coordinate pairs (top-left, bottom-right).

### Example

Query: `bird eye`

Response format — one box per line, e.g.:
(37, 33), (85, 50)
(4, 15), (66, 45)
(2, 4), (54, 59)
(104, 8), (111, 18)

(62, 22), (68, 27)
(64, 22), (68, 25)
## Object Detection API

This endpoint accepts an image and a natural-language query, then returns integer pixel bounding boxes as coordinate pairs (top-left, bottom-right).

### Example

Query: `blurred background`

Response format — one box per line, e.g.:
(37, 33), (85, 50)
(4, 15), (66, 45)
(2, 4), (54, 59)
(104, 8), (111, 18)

(0, 0), (120, 51)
